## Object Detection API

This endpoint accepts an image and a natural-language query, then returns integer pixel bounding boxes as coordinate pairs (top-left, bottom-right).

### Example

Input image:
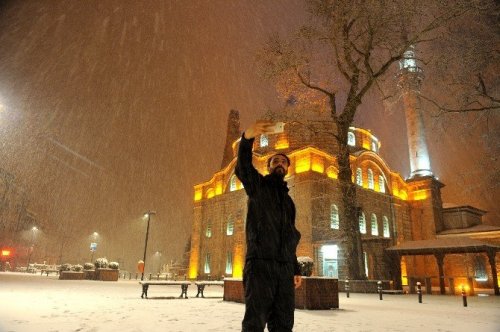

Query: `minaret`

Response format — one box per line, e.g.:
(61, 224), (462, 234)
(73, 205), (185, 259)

(221, 110), (241, 168)
(398, 45), (432, 178)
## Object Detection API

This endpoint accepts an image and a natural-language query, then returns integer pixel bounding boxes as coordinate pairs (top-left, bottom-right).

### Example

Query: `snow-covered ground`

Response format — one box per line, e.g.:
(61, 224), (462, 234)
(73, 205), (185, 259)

(0, 272), (499, 332)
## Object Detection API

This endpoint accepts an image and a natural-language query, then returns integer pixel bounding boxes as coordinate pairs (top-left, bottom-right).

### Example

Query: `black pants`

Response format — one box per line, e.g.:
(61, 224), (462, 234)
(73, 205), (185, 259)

(242, 259), (295, 332)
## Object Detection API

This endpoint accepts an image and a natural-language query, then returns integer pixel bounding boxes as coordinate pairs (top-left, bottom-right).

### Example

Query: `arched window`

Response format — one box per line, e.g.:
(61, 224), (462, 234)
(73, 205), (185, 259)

(348, 132), (356, 146)
(204, 253), (211, 274)
(205, 221), (212, 238)
(356, 168), (363, 186)
(379, 175), (386, 193)
(229, 175), (237, 192)
(226, 216), (234, 236)
(260, 134), (268, 147)
(330, 204), (339, 229)
(225, 251), (233, 274)
(371, 214), (378, 236)
(383, 216), (390, 238)
(371, 141), (377, 152)
(368, 169), (374, 189)
(359, 212), (366, 234)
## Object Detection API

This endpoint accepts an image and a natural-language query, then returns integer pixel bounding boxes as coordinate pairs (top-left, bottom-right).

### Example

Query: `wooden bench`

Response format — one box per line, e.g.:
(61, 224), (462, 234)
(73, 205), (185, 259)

(41, 269), (59, 276)
(382, 290), (404, 295)
(194, 281), (224, 298)
(139, 281), (191, 299)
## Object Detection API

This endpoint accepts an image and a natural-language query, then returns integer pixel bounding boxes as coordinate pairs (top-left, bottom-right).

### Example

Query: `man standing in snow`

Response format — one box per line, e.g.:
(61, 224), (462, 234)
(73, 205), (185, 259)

(235, 120), (302, 332)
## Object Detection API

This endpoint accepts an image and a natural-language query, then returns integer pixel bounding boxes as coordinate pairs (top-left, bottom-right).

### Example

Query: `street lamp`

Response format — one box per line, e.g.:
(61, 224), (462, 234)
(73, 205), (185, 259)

(26, 226), (38, 273)
(89, 232), (99, 263)
(141, 211), (156, 281)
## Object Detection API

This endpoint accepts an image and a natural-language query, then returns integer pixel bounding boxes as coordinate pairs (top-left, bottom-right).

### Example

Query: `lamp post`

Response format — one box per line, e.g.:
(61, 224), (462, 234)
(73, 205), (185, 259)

(461, 284), (468, 307)
(141, 211), (156, 281)
(26, 226), (38, 273)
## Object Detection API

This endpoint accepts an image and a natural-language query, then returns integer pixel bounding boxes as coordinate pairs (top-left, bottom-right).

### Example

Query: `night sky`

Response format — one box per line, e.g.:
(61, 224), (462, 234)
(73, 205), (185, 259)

(0, 1), (498, 270)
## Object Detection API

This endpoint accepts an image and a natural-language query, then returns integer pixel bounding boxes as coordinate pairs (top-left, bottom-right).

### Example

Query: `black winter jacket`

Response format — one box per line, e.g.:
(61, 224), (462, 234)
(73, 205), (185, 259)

(235, 135), (301, 275)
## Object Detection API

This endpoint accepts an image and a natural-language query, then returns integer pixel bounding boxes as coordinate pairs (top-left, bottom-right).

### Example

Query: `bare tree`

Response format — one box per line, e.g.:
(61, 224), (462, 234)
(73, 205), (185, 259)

(258, 0), (497, 279)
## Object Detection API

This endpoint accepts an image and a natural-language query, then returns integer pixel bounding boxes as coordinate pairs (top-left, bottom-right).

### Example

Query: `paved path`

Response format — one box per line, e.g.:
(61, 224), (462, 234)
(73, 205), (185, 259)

(1, 272), (499, 332)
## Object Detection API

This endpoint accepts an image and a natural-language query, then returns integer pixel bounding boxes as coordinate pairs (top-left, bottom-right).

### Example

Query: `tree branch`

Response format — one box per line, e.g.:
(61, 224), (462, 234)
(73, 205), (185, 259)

(420, 94), (500, 115)
(332, 40), (351, 81)
(477, 73), (500, 104)
(296, 70), (334, 97)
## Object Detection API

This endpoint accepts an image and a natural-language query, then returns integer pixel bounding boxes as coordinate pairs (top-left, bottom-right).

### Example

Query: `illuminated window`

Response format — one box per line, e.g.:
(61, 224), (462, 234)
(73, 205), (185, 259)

(204, 253), (211, 274)
(359, 212), (366, 234)
(326, 166), (338, 179)
(383, 216), (390, 237)
(348, 132), (356, 146)
(356, 168), (363, 186)
(400, 47), (417, 72)
(260, 134), (268, 147)
(229, 175), (237, 192)
(225, 252), (233, 274)
(330, 204), (339, 229)
(371, 214), (378, 236)
(474, 256), (488, 281)
(226, 216), (234, 236)
(368, 169), (374, 189)
(401, 258), (408, 286)
(371, 141), (377, 152)
(363, 252), (369, 277)
(205, 222), (212, 238)
(379, 175), (386, 193)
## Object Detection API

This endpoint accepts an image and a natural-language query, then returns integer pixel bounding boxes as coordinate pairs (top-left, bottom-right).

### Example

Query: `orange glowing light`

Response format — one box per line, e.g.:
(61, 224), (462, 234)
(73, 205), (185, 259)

(215, 182), (223, 195)
(206, 189), (215, 199)
(400, 258), (408, 286)
(274, 134), (289, 150)
(295, 155), (311, 173)
(398, 190), (408, 200)
(311, 158), (324, 173)
(232, 244), (244, 278)
(188, 247), (199, 279)
(326, 167), (338, 179)
(194, 190), (202, 201)
(275, 140), (289, 150)
(411, 190), (428, 201)
(1, 249), (11, 257)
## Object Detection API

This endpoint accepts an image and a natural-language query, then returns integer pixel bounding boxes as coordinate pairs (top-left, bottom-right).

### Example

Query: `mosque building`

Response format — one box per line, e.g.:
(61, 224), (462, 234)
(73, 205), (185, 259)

(188, 48), (500, 294)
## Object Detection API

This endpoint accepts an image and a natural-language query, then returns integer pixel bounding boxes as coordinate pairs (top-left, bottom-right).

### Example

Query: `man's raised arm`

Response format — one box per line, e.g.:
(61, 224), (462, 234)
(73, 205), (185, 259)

(235, 120), (275, 196)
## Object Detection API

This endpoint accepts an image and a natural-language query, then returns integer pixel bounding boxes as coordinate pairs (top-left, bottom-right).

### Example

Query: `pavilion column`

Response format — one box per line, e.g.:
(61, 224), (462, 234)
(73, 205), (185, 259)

(486, 250), (499, 296)
(435, 253), (446, 295)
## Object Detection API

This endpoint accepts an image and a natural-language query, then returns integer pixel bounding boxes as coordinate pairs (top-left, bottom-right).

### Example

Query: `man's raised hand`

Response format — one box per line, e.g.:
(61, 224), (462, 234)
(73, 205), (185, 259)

(243, 120), (276, 139)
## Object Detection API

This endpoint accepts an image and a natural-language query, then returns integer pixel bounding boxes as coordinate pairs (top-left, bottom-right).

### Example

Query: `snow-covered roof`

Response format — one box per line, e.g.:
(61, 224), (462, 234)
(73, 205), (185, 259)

(437, 224), (500, 235)
(441, 204), (487, 215)
(386, 238), (500, 255)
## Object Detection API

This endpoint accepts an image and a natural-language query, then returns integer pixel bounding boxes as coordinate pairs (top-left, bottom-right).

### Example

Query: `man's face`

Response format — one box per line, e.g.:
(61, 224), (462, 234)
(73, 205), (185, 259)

(268, 155), (289, 177)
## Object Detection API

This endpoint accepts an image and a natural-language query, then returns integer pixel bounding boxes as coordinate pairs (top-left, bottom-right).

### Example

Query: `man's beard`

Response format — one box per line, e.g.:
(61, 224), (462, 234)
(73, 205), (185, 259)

(272, 166), (286, 178)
